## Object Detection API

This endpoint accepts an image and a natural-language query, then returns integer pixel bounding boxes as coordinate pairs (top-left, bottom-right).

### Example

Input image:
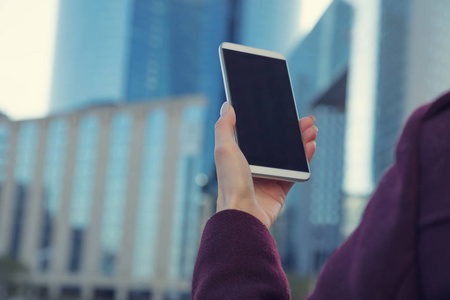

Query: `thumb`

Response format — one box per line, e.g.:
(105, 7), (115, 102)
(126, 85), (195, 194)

(214, 101), (236, 149)
(214, 101), (254, 212)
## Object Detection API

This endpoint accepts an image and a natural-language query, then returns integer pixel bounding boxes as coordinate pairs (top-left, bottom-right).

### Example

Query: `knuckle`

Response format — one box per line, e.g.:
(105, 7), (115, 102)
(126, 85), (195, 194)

(214, 143), (234, 158)
(214, 119), (227, 131)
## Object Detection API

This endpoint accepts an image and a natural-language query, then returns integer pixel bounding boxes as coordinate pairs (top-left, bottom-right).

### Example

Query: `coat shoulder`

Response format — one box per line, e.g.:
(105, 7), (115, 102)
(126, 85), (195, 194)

(424, 91), (450, 119)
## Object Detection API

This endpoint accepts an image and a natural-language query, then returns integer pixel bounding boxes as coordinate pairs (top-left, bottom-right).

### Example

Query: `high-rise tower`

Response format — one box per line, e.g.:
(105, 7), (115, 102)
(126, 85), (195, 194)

(373, 0), (450, 182)
(49, 0), (231, 114)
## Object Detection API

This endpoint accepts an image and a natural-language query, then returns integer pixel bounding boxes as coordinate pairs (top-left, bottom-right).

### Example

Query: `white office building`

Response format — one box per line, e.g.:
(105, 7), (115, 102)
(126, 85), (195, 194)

(0, 96), (208, 300)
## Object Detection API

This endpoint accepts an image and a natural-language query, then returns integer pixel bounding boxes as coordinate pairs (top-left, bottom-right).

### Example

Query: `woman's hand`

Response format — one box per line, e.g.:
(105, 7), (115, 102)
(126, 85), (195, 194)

(214, 102), (318, 229)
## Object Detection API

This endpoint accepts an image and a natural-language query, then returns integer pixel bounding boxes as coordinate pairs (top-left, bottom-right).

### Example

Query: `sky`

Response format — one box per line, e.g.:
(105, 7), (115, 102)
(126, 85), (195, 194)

(300, 0), (333, 34)
(0, 0), (332, 120)
(0, 0), (58, 120)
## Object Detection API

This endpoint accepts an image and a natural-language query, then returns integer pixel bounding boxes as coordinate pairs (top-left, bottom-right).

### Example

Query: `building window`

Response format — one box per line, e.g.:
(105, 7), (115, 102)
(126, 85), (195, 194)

(60, 286), (81, 299)
(309, 109), (343, 226)
(10, 122), (39, 258)
(132, 109), (167, 279)
(68, 115), (100, 273)
(169, 105), (205, 279)
(39, 119), (68, 272)
(128, 289), (152, 300)
(0, 122), (10, 183)
(94, 288), (115, 300)
(100, 112), (132, 276)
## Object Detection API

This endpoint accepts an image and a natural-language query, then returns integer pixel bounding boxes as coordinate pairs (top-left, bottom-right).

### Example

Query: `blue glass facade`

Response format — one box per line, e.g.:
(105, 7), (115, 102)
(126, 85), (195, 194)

(197, 0), (236, 174)
(49, 0), (234, 182)
(39, 119), (68, 272)
(279, 0), (353, 275)
(124, 0), (228, 103)
(100, 113), (132, 276)
(237, 0), (302, 54)
(68, 115), (100, 273)
(308, 107), (345, 226)
(125, 0), (171, 100)
(169, 105), (206, 280)
(10, 122), (39, 258)
(50, 1), (133, 113)
(132, 110), (167, 279)
(50, 0), (232, 114)
(373, 0), (412, 183)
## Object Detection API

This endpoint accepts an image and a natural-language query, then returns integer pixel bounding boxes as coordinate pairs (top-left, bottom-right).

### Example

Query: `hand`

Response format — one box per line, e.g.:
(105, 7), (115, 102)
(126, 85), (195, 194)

(214, 102), (318, 229)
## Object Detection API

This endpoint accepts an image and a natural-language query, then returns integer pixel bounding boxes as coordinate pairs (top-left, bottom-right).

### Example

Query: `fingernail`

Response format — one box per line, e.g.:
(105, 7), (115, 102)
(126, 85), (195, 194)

(313, 125), (318, 132)
(220, 102), (230, 116)
(309, 115), (316, 122)
(313, 141), (317, 147)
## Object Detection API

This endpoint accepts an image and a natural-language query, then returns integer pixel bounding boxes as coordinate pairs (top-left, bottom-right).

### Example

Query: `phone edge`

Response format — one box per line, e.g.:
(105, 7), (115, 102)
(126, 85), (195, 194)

(218, 42), (311, 182)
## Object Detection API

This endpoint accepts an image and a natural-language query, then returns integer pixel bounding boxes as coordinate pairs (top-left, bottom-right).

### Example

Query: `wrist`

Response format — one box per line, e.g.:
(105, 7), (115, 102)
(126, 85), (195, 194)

(218, 198), (271, 229)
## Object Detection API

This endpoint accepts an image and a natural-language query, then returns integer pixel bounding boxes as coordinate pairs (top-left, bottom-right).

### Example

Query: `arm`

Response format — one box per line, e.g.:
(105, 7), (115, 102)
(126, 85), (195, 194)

(192, 210), (290, 300)
(192, 102), (318, 299)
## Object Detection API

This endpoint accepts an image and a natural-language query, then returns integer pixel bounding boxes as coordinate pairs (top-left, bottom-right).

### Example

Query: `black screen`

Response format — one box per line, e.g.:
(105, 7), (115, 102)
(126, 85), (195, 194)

(222, 48), (309, 173)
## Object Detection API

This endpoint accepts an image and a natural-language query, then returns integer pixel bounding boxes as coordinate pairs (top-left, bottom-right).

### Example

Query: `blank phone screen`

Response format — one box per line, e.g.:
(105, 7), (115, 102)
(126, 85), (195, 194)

(222, 48), (309, 173)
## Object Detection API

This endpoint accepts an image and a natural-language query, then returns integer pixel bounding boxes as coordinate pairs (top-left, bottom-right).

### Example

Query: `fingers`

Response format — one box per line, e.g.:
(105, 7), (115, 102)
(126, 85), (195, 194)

(299, 115), (316, 134)
(305, 141), (316, 162)
(302, 126), (318, 144)
(299, 115), (317, 163)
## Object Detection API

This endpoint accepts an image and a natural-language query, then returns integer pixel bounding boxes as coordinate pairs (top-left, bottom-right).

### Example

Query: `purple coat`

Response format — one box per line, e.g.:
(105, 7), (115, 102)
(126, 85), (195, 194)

(192, 91), (450, 299)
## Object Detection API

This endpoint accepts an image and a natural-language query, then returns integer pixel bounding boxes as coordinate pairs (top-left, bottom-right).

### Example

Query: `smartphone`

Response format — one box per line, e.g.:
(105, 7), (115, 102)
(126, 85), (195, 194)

(219, 42), (310, 182)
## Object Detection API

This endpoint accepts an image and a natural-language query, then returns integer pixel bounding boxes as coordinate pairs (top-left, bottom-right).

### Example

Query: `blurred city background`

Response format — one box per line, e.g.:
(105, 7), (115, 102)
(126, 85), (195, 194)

(0, 0), (449, 299)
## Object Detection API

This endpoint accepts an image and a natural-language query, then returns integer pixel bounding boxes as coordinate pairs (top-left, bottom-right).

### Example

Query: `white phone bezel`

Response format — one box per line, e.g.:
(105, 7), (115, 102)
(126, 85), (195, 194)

(219, 42), (310, 182)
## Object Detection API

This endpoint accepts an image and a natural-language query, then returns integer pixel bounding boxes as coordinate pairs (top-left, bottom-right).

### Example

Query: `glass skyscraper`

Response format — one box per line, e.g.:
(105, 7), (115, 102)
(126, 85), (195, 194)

(50, 0), (233, 114)
(49, 0), (239, 182)
(373, 0), (450, 183)
(277, 0), (353, 275)
(373, 0), (411, 183)
(236, 0), (302, 54)
(50, 1), (133, 113)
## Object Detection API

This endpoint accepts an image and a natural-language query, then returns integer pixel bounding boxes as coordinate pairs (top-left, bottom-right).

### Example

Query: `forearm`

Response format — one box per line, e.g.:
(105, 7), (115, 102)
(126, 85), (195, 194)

(192, 209), (291, 300)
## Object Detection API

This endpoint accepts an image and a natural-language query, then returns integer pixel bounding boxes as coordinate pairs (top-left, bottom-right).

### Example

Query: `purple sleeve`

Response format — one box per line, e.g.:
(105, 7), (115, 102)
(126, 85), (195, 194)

(416, 92), (450, 299)
(306, 92), (450, 300)
(304, 104), (428, 300)
(192, 209), (291, 300)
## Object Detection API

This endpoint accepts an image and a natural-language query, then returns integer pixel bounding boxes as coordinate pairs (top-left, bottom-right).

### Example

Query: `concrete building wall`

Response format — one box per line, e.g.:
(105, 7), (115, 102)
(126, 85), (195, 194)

(0, 96), (206, 300)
